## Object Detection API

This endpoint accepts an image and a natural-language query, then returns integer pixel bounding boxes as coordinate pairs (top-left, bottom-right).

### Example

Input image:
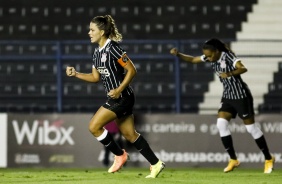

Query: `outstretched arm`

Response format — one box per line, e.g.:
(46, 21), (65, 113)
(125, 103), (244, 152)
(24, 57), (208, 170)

(170, 48), (202, 64)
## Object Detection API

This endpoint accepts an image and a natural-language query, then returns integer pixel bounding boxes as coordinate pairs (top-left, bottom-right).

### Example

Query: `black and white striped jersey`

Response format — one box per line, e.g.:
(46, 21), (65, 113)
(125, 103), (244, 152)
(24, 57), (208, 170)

(201, 51), (251, 100)
(92, 39), (134, 97)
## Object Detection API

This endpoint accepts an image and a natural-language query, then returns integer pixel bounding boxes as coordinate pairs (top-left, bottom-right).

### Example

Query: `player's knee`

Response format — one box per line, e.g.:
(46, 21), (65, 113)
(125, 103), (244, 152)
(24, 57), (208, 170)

(245, 123), (263, 139)
(216, 118), (231, 137)
(88, 123), (97, 135)
(122, 131), (139, 143)
(88, 121), (103, 136)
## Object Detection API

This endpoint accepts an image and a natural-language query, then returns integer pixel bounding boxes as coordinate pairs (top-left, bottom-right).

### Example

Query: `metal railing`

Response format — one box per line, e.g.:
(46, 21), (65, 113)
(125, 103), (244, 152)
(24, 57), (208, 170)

(1, 39), (281, 113)
(0, 40), (184, 112)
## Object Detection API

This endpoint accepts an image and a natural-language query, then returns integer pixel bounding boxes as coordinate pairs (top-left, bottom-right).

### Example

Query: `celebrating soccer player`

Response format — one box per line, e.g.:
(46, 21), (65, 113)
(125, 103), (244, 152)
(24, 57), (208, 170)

(66, 15), (165, 178)
(170, 38), (275, 173)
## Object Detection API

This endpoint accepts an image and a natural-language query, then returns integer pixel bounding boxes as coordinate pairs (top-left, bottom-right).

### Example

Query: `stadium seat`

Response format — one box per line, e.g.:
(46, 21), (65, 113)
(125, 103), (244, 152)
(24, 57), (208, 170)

(161, 83), (176, 96)
(0, 44), (21, 55)
(259, 62), (282, 113)
(123, 22), (150, 39)
(1, 6), (23, 22)
(32, 62), (57, 74)
(9, 63), (31, 74)
(134, 83), (160, 96)
(112, 5), (136, 18)
(137, 6), (158, 17)
(0, 85), (19, 96)
(150, 62), (174, 74)
(42, 84), (57, 96)
(20, 84), (43, 96)
(62, 43), (92, 55)
(0, 62), (9, 74)
(0, 25), (11, 39)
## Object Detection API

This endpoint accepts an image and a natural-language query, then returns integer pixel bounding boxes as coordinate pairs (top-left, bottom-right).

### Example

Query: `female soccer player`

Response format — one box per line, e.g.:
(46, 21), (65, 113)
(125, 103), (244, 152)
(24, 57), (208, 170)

(66, 15), (165, 178)
(170, 38), (275, 173)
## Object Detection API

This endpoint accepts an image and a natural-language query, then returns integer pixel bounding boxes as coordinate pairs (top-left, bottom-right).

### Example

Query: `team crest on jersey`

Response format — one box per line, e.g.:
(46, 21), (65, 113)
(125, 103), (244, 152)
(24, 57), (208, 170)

(220, 60), (226, 68)
(101, 53), (107, 62)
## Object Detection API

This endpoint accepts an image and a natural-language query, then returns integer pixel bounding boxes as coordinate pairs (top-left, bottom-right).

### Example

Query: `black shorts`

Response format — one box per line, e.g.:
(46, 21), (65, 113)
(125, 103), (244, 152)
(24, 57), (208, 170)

(103, 94), (135, 119)
(218, 97), (255, 119)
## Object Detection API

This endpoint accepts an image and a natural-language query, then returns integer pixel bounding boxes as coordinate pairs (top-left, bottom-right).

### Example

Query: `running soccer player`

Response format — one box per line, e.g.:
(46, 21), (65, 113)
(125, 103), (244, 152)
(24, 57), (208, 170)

(66, 15), (165, 178)
(170, 38), (275, 173)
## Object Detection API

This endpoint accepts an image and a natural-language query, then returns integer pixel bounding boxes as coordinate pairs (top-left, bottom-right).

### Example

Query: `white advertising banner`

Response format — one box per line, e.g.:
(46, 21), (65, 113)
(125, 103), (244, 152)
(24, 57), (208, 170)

(0, 113), (7, 168)
(5, 113), (282, 168)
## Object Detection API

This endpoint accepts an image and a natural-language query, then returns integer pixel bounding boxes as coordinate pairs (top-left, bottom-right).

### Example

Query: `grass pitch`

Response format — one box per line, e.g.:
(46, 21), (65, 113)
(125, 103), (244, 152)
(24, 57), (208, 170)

(0, 168), (281, 184)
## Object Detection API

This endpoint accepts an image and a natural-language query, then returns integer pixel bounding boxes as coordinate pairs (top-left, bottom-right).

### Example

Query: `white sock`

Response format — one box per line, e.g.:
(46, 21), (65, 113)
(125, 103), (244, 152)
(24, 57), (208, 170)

(96, 129), (108, 141)
(245, 124), (263, 139)
(217, 118), (231, 137)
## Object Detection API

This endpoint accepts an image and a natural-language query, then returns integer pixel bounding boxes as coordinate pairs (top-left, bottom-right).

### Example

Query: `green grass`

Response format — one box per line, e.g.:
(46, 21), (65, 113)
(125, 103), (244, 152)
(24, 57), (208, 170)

(0, 168), (281, 184)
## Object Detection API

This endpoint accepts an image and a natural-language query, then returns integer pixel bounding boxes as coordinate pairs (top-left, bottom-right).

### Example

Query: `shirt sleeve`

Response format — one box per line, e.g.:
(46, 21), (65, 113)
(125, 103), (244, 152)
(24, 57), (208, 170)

(110, 43), (125, 61)
(229, 52), (240, 68)
(233, 58), (241, 68)
(111, 43), (130, 67)
(92, 48), (98, 69)
(200, 55), (207, 62)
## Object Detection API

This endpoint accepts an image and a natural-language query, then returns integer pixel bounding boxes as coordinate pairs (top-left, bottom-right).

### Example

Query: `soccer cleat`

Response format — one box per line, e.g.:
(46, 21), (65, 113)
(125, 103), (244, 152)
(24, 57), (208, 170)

(224, 159), (240, 173)
(145, 160), (165, 178)
(108, 149), (129, 173)
(264, 156), (275, 174)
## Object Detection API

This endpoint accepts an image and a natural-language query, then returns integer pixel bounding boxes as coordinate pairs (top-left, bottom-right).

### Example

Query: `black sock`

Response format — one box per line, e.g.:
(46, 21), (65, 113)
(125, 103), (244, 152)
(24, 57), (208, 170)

(99, 132), (123, 156)
(103, 147), (110, 166)
(133, 135), (159, 165)
(255, 135), (272, 160)
(221, 135), (237, 160)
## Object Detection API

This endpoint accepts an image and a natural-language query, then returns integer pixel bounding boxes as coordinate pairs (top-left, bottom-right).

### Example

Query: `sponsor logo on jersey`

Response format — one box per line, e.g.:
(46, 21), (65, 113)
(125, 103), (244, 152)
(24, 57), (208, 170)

(97, 67), (110, 77)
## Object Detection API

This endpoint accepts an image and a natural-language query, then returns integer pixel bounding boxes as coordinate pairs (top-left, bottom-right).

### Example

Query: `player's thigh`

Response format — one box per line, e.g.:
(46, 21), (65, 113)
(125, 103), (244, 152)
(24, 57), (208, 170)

(218, 99), (236, 120)
(116, 115), (138, 143)
(237, 98), (255, 120)
(242, 116), (255, 125)
(218, 111), (233, 121)
(89, 106), (117, 132)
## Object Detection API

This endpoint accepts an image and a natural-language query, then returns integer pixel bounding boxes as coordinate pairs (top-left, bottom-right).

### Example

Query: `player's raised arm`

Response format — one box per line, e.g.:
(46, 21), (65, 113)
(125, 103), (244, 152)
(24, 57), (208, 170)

(170, 48), (202, 64)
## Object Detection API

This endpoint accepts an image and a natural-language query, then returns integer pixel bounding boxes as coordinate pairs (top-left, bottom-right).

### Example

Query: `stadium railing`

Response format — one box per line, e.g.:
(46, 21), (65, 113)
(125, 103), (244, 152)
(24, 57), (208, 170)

(1, 39), (281, 114)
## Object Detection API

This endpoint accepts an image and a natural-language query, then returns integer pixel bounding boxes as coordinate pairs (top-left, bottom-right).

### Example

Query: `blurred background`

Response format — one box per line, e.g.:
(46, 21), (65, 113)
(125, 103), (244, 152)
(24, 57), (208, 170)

(1, 0), (281, 115)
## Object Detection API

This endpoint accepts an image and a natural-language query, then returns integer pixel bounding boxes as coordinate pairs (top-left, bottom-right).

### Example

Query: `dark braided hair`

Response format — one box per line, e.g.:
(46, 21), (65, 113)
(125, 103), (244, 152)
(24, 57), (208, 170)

(202, 38), (234, 55)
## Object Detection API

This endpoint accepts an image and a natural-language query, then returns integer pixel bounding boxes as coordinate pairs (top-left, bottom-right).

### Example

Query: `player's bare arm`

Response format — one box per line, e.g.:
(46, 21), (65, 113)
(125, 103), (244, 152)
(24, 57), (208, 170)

(170, 48), (202, 63)
(220, 61), (248, 78)
(66, 66), (100, 82)
(108, 59), (136, 99)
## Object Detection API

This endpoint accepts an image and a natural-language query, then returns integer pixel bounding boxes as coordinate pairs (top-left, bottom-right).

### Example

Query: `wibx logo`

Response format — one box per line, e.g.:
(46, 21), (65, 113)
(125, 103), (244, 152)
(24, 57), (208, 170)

(12, 120), (75, 146)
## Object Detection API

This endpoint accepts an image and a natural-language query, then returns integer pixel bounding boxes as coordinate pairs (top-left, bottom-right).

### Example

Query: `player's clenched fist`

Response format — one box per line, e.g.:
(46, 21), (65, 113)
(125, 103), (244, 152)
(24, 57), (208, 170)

(66, 66), (76, 77)
(170, 48), (179, 56)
